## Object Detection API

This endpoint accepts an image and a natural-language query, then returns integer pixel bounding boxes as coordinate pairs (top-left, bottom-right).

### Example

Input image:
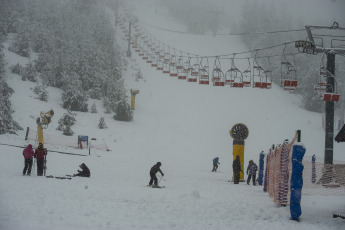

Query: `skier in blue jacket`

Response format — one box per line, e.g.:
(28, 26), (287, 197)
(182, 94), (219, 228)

(212, 157), (220, 172)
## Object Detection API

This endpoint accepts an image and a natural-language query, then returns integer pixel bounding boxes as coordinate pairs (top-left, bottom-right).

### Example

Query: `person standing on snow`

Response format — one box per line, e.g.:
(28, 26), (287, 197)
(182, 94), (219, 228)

(246, 160), (258, 185)
(212, 157), (220, 172)
(73, 163), (90, 177)
(232, 155), (243, 184)
(148, 162), (164, 188)
(34, 143), (46, 176)
(22, 144), (35, 176)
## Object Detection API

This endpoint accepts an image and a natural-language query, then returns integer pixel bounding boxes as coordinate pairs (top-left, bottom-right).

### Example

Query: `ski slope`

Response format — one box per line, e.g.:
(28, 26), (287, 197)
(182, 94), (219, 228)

(0, 0), (344, 230)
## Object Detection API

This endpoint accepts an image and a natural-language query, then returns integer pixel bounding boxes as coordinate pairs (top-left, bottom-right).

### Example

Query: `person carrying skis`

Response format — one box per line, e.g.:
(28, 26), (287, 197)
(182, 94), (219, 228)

(232, 155), (243, 184)
(22, 144), (35, 176)
(73, 163), (90, 177)
(34, 143), (46, 176)
(148, 162), (164, 188)
(246, 160), (258, 185)
(212, 157), (220, 172)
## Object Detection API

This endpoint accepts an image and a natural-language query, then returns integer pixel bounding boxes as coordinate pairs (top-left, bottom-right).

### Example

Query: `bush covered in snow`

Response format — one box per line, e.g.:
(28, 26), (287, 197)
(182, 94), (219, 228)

(114, 100), (133, 122)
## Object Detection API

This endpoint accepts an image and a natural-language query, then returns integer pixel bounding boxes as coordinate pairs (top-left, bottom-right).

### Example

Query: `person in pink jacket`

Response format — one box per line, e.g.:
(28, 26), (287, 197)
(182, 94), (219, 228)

(23, 144), (35, 176)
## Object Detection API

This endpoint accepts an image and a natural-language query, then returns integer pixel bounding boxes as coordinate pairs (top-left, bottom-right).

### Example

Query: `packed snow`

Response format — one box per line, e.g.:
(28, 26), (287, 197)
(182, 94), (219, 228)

(0, 0), (344, 229)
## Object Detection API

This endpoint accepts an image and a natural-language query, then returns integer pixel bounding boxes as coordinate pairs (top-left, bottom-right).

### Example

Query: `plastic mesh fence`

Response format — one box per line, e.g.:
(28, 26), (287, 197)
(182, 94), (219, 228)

(26, 128), (109, 151)
(261, 133), (345, 207)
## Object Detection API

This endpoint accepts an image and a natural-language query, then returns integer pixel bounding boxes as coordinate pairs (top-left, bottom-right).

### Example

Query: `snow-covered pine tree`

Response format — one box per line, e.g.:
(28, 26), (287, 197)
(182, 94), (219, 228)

(0, 37), (22, 134)
(22, 62), (37, 82)
(135, 68), (143, 81)
(62, 72), (88, 112)
(98, 117), (107, 129)
(56, 111), (76, 130)
(8, 20), (30, 57)
(10, 63), (24, 75)
(114, 100), (133, 122)
(63, 125), (74, 136)
(91, 103), (97, 113)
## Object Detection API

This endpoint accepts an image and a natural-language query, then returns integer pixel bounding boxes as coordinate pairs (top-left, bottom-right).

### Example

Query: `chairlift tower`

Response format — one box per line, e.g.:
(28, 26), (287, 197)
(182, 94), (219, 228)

(295, 22), (345, 165)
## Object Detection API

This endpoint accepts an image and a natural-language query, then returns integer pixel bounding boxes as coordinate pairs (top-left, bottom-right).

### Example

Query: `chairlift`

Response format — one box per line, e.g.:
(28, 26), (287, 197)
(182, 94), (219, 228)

(225, 54), (243, 88)
(177, 54), (186, 80)
(242, 58), (251, 87)
(316, 54), (340, 102)
(187, 57), (199, 82)
(169, 54), (178, 77)
(199, 57), (210, 85)
(212, 57), (225, 86)
(252, 51), (272, 89)
(281, 44), (298, 90)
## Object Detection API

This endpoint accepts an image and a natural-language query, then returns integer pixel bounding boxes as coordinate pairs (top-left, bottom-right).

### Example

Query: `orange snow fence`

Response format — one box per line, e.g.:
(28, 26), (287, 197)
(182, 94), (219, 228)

(261, 132), (345, 207)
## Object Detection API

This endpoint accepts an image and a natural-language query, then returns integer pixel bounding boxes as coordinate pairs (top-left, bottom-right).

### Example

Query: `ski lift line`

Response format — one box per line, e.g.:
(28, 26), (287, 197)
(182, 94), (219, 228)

(135, 25), (297, 58)
(0, 143), (88, 156)
(139, 20), (306, 36)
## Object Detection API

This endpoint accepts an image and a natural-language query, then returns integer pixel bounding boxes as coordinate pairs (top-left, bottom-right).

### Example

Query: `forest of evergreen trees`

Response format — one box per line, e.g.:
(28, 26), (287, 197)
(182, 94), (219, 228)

(0, 0), (131, 134)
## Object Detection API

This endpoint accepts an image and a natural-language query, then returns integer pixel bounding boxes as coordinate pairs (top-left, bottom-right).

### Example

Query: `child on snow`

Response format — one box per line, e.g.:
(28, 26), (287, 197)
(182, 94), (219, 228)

(148, 162), (164, 188)
(73, 163), (90, 177)
(212, 157), (220, 172)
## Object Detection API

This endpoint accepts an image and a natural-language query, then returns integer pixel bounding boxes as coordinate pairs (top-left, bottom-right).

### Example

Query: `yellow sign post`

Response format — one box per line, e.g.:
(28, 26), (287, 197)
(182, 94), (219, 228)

(130, 89), (139, 110)
(230, 123), (249, 182)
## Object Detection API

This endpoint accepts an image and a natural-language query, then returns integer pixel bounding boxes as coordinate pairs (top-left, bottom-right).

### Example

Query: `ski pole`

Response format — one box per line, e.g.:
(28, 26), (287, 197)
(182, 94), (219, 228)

(158, 174), (166, 181)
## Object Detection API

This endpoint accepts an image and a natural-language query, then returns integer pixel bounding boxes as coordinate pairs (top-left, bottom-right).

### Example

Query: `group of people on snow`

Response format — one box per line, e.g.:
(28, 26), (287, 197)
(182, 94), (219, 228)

(23, 144), (257, 186)
(213, 155), (257, 185)
(22, 143), (90, 177)
(22, 143), (46, 176)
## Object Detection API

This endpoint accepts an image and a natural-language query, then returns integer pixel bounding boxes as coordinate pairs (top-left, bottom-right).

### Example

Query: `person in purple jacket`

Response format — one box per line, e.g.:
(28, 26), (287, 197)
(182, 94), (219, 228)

(22, 144), (35, 176)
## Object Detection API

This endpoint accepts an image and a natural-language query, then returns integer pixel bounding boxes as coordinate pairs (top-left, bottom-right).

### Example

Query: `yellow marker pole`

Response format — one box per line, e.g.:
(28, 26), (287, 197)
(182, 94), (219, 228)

(233, 140), (245, 181)
(130, 89), (139, 110)
(37, 125), (44, 146)
(230, 123), (249, 182)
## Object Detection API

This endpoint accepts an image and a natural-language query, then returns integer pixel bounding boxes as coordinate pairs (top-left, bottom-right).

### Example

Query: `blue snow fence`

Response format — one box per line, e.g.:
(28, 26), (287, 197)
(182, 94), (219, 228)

(258, 152), (265, 186)
(290, 143), (306, 221)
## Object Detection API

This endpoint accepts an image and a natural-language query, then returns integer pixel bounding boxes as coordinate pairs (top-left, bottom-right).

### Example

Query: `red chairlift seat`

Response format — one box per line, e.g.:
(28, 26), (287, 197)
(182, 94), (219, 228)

(283, 80), (298, 90)
(199, 75), (209, 85)
(322, 93), (340, 102)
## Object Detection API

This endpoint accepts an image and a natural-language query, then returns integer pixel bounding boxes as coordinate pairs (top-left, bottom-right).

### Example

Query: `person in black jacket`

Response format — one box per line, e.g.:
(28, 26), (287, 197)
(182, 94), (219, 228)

(232, 155), (243, 184)
(148, 162), (164, 187)
(74, 163), (90, 177)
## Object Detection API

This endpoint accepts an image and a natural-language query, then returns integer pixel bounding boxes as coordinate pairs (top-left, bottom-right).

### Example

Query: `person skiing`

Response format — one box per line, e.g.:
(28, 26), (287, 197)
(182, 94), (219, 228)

(148, 162), (164, 188)
(34, 143), (46, 176)
(232, 155), (243, 184)
(212, 157), (220, 172)
(73, 163), (90, 177)
(22, 144), (35, 176)
(246, 160), (258, 185)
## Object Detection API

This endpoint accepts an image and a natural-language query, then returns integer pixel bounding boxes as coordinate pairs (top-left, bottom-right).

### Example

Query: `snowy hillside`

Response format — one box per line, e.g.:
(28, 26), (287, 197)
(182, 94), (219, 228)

(0, 0), (344, 230)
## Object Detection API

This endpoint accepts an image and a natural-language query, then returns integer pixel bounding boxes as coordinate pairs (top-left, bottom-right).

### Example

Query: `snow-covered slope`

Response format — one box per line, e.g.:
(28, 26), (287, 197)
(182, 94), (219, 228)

(0, 1), (344, 230)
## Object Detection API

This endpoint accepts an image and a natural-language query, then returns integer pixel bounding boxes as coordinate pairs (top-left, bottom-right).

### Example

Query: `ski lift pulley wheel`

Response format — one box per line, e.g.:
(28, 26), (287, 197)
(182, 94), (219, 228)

(230, 123), (249, 141)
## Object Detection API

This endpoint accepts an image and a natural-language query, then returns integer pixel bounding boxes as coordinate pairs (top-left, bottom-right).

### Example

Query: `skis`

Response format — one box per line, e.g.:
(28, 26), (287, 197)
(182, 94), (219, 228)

(46, 175), (72, 180)
(147, 185), (166, 188)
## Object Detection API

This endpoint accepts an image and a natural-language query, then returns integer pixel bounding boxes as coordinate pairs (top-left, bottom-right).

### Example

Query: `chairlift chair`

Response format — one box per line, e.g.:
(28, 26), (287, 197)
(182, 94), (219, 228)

(281, 44), (298, 90)
(212, 57), (225, 86)
(242, 58), (252, 87)
(199, 57), (210, 85)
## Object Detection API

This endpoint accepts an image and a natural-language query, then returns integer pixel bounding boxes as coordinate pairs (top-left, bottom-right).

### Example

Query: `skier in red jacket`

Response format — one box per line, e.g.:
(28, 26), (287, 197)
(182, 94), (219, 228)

(35, 143), (46, 176)
(22, 144), (35, 176)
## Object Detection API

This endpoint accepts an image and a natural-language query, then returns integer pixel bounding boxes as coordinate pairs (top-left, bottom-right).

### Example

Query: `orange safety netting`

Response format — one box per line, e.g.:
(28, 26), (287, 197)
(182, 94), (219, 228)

(262, 132), (345, 206)
(26, 128), (109, 152)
